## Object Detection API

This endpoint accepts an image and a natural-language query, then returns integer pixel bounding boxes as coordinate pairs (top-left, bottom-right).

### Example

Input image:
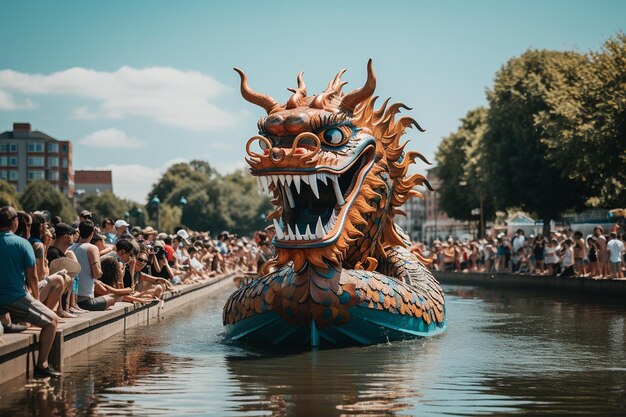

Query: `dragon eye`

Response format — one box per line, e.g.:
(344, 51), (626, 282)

(322, 127), (346, 146)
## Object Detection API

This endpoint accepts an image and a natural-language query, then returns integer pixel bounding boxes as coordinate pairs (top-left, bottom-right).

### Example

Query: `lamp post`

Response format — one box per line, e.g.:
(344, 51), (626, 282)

(150, 196), (160, 230)
(178, 196), (187, 225)
(123, 211), (130, 223)
(133, 207), (143, 228)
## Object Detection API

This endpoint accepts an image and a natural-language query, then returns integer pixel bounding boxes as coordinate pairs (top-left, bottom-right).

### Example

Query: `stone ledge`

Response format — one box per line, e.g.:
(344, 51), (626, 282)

(434, 271), (626, 298)
(0, 273), (236, 385)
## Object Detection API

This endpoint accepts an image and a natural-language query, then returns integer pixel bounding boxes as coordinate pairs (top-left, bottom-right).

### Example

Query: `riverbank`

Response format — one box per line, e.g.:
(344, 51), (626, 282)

(434, 271), (626, 298)
(0, 273), (236, 385)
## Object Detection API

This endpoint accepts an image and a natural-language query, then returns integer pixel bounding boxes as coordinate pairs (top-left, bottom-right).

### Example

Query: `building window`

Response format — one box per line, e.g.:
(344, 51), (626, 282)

(28, 157), (45, 167)
(0, 171), (6, 180)
(28, 171), (45, 181)
(0, 144), (6, 152)
(61, 172), (68, 181)
(47, 170), (59, 181)
(9, 144), (17, 152)
(28, 143), (44, 152)
(61, 144), (68, 154)
(9, 171), (18, 180)
(0, 156), (6, 166)
(47, 143), (59, 153)
(47, 156), (59, 167)
(9, 157), (17, 166)
(62, 158), (68, 168)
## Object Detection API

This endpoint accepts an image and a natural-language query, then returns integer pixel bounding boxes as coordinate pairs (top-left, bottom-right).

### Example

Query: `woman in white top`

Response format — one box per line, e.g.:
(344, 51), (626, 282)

(559, 238), (575, 278)
(544, 238), (560, 276)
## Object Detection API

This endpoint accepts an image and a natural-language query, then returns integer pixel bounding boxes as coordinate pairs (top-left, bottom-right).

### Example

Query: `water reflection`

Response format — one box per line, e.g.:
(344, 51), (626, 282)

(0, 284), (625, 416)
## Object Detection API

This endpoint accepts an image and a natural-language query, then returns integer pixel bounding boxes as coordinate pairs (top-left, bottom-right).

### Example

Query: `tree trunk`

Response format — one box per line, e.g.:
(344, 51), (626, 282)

(542, 217), (551, 238)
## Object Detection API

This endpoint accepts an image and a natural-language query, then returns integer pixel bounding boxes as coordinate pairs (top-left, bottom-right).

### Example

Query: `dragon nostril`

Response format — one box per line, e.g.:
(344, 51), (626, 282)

(271, 148), (285, 161)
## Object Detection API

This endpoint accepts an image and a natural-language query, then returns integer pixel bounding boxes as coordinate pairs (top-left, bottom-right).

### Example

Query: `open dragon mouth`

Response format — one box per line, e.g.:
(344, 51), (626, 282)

(255, 146), (375, 247)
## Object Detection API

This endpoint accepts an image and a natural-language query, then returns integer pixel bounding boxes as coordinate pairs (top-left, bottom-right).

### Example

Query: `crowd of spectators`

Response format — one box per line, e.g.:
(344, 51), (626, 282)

(418, 226), (626, 279)
(0, 205), (276, 378)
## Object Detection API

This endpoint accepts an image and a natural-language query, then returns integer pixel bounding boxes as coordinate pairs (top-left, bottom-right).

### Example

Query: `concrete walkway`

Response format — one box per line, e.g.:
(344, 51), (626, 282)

(0, 273), (236, 385)
(434, 271), (626, 298)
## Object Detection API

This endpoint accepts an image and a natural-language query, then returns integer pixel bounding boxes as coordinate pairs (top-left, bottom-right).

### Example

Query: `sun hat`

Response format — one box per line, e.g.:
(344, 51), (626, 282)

(49, 258), (82, 276)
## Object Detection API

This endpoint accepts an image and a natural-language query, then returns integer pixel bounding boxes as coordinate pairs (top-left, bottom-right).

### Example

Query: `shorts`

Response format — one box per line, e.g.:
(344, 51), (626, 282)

(38, 277), (50, 292)
(575, 258), (584, 267)
(0, 293), (56, 327)
(610, 261), (622, 275)
(77, 296), (109, 311)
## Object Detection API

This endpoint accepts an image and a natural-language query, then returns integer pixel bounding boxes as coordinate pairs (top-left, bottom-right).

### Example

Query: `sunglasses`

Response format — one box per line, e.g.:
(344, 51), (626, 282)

(136, 258), (148, 263)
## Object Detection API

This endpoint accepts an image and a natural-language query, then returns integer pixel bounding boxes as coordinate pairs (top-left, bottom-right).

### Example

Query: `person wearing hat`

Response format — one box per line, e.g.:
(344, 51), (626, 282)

(0, 206), (61, 377)
(78, 210), (92, 223)
(142, 226), (158, 242)
(114, 219), (130, 243)
(47, 222), (81, 314)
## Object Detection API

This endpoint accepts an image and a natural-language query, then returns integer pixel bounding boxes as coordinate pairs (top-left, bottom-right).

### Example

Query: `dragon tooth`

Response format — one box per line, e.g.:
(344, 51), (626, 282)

(256, 177), (263, 194)
(304, 224), (312, 240)
(272, 175), (279, 186)
(302, 174), (310, 185)
(285, 185), (296, 208)
(285, 174), (293, 187)
(287, 224), (295, 241)
(331, 175), (345, 205)
(315, 217), (325, 238)
(279, 174), (286, 185)
(309, 173), (320, 199)
(295, 224), (303, 240)
(260, 176), (270, 195)
(293, 175), (301, 193)
(318, 172), (328, 185)
(273, 219), (285, 240)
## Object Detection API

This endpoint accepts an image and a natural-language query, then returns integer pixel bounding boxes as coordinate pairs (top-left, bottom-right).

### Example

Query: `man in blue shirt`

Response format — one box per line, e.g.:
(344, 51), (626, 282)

(0, 206), (61, 378)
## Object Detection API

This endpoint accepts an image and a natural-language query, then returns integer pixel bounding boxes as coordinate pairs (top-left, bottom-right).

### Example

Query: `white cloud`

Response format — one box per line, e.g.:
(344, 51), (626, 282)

(0, 90), (37, 110)
(0, 66), (238, 130)
(80, 128), (144, 148)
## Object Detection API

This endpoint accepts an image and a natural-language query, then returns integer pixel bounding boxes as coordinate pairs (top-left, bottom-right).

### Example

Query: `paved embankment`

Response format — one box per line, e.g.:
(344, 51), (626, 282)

(434, 271), (626, 298)
(0, 273), (236, 385)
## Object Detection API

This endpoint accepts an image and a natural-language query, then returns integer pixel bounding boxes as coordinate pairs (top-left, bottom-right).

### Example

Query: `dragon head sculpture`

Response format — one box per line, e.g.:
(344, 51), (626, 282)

(238, 60), (431, 273)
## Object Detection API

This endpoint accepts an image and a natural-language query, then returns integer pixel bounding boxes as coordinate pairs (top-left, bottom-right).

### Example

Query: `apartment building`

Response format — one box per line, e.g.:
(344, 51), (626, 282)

(0, 123), (74, 197)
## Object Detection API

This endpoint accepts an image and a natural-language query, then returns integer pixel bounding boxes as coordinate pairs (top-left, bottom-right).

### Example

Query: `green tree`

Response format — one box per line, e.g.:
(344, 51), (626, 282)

(483, 49), (589, 236)
(537, 33), (626, 207)
(148, 160), (271, 236)
(435, 107), (494, 235)
(19, 180), (75, 222)
(76, 191), (130, 225)
(0, 180), (21, 208)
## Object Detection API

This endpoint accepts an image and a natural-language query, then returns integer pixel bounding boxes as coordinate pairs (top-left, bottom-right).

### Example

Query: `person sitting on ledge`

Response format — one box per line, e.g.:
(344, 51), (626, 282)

(97, 257), (153, 304)
(0, 206), (61, 377)
(72, 220), (128, 311)
(130, 249), (174, 298)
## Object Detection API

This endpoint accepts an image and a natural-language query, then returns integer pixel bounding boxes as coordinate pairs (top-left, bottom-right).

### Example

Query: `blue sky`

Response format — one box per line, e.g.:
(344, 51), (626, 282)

(1, 0), (624, 202)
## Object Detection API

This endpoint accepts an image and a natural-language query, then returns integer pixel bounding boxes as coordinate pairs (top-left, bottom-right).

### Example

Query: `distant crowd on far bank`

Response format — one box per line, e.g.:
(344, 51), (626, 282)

(415, 227), (625, 280)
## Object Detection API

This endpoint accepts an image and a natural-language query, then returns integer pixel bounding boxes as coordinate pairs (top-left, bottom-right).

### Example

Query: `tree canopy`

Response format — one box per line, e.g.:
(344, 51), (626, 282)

(0, 180), (20, 209)
(435, 107), (494, 228)
(18, 180), (75, 222)
(435, 33), (625, 233)
(147, 160), (271, 235)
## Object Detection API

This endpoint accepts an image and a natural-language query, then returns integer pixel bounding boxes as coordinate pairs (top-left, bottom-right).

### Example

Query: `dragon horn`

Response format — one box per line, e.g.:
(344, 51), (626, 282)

(286, 72), (307, 109)
(339, 59), (376, 113)
(234, 67), (281, 114)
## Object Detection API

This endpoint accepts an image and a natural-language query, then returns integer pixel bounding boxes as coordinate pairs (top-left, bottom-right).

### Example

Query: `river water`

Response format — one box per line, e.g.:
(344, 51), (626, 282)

(1, 282), (625, 417)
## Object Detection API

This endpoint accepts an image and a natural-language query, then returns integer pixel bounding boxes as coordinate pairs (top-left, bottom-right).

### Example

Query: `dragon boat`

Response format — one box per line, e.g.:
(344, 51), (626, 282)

(223, 60), (445, 348)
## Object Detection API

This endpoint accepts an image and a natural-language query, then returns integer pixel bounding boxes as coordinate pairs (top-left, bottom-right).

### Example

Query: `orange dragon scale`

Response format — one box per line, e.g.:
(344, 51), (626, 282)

(223, 60), (446, 347)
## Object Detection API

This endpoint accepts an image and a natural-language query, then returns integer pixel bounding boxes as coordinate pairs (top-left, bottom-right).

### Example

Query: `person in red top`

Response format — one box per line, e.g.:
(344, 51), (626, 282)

(162, 236), (176, 265)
